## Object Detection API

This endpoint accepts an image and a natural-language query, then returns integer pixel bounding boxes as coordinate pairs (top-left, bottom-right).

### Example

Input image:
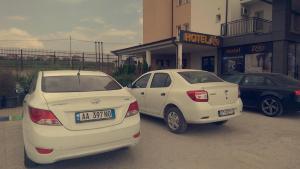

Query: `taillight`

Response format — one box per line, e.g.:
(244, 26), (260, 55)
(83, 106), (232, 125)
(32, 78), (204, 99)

(295, 90), (300, 96)
(125, 101), (139, 118)
(28, 107), (61, 126)
(238, 88), (241, 98)
(35, 147), (53, 154)
(187, 90), (208, 102)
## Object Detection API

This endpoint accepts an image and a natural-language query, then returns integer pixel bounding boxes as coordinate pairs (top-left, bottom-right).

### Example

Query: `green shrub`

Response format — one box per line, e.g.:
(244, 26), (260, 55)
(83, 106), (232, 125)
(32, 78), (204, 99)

(17, 73), (35, 93)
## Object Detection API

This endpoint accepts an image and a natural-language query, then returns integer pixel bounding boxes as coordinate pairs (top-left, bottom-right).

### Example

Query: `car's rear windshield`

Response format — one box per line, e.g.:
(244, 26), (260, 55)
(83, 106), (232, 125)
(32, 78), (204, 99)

(42, 75), (122, 93)
(178, 71), (223, 84)
(270, 74), (300, 86)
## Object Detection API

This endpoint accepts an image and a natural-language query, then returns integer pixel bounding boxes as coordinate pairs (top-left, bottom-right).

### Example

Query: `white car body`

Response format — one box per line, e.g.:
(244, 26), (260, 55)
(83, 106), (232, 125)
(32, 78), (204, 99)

(128, 69), (243, 126)
(22, 70), (140, 165)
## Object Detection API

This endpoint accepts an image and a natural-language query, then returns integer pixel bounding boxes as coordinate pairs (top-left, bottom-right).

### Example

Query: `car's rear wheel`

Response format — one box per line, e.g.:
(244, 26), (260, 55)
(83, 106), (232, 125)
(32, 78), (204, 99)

(213, 120), (228, 126)
(260, 96), (283, 117)
(165, 107), (187, 134)
(24, 148), (38, 168)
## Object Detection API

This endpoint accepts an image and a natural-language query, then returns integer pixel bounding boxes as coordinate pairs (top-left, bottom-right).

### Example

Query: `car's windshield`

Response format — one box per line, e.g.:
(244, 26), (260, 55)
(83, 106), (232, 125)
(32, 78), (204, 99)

(42, 75), (122, 93)
(222, 74), (244, 84)
(178, 71), (223, 84)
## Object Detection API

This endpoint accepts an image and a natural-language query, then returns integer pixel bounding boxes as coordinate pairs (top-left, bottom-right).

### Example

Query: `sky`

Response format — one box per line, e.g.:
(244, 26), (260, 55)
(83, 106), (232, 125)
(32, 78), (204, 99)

(0, 0), (143, 53)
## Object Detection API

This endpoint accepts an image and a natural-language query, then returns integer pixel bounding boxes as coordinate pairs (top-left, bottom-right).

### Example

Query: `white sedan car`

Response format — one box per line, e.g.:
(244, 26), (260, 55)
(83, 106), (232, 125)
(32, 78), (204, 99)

(22, 70), (140, 167)
(127, 69), (242, 133)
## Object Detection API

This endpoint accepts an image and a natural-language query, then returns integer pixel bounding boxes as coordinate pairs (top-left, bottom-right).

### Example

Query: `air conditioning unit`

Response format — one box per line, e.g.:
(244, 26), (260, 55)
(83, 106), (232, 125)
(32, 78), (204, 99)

(241, 7), (249, 17)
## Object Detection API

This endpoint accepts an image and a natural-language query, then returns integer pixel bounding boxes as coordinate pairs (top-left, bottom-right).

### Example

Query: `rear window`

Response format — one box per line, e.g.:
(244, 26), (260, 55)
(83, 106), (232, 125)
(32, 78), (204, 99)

(42, 75), (122, 93)
(178, 71), (223, 84)
(270, 74), (300, 86)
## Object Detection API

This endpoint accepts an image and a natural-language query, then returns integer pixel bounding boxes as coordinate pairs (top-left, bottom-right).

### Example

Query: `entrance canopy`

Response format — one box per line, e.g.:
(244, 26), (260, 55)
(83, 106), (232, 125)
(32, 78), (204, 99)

(111, 31), (222, 69)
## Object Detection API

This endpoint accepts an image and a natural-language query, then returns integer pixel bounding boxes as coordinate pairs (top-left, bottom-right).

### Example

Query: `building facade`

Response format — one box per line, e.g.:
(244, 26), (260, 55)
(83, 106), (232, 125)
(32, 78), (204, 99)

(112, 0), (300, 79)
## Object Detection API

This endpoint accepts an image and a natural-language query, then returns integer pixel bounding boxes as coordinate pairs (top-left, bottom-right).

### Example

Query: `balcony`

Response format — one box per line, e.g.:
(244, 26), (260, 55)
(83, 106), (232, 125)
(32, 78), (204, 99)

(221, 17), (272, 37)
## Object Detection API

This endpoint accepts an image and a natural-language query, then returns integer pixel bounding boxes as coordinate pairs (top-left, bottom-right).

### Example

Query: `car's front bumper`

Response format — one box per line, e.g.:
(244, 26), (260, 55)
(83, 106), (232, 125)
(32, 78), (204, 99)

(23, 115), (140, 164)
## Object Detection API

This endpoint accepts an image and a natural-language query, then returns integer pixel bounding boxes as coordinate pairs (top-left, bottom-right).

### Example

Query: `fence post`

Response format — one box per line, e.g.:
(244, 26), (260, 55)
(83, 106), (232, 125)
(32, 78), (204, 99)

(53, 51), (56, 64)
(82, 52), (85, 70)
(20, 49), (23, 71)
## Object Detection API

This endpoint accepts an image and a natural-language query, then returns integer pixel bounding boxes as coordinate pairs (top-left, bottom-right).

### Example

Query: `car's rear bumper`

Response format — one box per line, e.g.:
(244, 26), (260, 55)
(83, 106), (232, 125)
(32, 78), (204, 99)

(185, 99), (243, 124)
(23, 115), (140, 164)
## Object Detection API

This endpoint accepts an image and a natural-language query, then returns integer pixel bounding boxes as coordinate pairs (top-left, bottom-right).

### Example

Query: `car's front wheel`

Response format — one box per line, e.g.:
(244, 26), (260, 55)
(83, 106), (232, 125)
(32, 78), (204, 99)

(24, 148), (38, 168)
(165, 107), (187, 134)
(260, 96), (283, 117)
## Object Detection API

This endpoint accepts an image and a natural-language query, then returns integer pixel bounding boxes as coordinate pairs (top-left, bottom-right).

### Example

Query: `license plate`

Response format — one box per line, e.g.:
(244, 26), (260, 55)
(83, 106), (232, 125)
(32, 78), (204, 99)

(218, 109), (235, 117)
(75, 109), (115, 123)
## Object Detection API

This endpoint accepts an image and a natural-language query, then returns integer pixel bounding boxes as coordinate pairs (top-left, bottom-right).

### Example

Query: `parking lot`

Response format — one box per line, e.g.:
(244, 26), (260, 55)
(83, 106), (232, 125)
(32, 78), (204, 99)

(0, 107), (300, 169)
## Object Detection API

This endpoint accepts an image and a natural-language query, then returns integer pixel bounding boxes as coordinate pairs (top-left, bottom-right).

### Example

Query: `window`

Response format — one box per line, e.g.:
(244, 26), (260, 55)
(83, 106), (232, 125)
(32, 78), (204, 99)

(216, 14), (221, 23)
(254, 11), (264, 31)
(178, 0), (183, 6)
(178, 71), (223, 84)
(133, 74), (151, 88)
(183, 23), (190, 31)
(178, 0), (190, 6)
(150, 73), (171, 88)
(242, 75), (272, 86)
(42, 75), (122, 93)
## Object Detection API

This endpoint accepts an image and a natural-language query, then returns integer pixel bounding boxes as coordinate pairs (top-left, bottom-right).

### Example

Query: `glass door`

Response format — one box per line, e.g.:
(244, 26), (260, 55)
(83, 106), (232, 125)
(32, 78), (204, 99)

(202, 56), (215, 72)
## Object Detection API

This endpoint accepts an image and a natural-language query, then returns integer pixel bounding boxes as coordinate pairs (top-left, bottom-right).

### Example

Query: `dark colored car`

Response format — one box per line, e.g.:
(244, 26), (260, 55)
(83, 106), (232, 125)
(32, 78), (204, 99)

(222, 73), (300, 117)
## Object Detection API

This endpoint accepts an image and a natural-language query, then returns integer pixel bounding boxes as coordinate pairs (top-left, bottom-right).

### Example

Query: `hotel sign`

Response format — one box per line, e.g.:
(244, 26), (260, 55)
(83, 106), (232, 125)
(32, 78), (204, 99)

(179, 31), (221, 47)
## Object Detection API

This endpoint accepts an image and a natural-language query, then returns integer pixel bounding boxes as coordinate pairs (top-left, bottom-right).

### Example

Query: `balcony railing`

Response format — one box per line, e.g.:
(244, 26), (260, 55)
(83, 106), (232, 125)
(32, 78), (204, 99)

(221, 17), (272, 37)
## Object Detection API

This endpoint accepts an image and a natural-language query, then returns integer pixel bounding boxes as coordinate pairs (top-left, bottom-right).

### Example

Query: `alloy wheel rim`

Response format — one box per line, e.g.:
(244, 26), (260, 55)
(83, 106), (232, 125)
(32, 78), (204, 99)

(262, 98), (280, 115)
(168, 112), (180, 130)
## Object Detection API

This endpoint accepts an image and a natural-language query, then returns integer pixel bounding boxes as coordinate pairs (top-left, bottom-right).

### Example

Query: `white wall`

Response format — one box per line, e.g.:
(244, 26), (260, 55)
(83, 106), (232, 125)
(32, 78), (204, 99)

(190, 0), (272, 36)
(190, 0), (226, 35)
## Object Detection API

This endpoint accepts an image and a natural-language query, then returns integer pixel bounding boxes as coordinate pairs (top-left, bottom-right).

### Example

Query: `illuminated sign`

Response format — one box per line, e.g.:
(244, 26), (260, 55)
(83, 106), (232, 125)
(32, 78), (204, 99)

(180, 31), (221, 47)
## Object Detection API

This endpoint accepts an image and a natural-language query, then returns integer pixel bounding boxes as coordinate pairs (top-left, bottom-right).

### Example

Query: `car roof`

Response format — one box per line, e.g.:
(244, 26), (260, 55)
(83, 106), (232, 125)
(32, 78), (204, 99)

(147, 69), (209, 74)
(42, 70), (108, 77)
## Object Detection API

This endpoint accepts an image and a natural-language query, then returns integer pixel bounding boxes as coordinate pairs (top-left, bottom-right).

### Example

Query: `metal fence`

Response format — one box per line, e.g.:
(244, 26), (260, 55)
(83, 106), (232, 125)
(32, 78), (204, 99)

(221, 17), (272, 37)
(0, 48), (121, 76)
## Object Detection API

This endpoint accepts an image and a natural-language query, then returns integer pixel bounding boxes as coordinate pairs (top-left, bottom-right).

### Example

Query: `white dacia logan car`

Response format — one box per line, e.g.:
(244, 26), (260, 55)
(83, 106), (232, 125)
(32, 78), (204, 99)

(127, 69), (243, 133)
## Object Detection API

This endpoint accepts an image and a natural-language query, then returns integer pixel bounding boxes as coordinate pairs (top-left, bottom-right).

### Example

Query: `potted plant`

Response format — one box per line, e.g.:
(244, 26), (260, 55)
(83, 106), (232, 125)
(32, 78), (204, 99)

(0, 71), (17, 108)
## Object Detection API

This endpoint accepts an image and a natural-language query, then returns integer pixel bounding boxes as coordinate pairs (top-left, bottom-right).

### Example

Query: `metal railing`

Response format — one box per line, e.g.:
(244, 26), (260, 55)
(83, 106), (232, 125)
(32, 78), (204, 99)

(221, 17), (272, 37)
(0, 48), (120, 76)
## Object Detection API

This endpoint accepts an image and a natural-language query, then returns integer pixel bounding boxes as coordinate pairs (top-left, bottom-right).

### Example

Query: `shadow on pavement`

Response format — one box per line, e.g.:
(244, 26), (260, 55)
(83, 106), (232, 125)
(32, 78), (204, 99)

(36, 147), (133, 169)
(140, 113), (238, 136)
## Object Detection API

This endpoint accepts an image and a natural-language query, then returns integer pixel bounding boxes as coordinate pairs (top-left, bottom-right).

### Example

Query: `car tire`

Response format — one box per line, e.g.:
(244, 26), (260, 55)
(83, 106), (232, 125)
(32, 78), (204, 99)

(260, 96), (283, 117)
(164, 107), (187, 134)
(213, 120), (228, 126)
(24, 148), (38, 168)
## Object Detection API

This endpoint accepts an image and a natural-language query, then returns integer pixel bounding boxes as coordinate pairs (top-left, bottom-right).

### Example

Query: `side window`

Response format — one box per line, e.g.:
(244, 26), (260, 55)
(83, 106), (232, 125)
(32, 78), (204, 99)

(150, 73), (171, 88)
(242, 75), (266, 86)
(265, 78), (276, 86)
(132, 74), (151, 88)
(29, 74), (38, 94)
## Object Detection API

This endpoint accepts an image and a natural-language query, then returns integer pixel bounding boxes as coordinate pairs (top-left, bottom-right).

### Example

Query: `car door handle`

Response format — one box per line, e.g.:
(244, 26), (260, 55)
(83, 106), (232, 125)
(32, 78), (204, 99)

(161, 93), (166, 96)
(141, 92), (145, 95)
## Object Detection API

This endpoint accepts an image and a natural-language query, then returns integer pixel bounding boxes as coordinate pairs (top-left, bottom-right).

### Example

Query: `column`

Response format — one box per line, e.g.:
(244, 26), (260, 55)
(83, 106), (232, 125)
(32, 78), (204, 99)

(146, 50), (151, 68)
(177, 43), (183, 69)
